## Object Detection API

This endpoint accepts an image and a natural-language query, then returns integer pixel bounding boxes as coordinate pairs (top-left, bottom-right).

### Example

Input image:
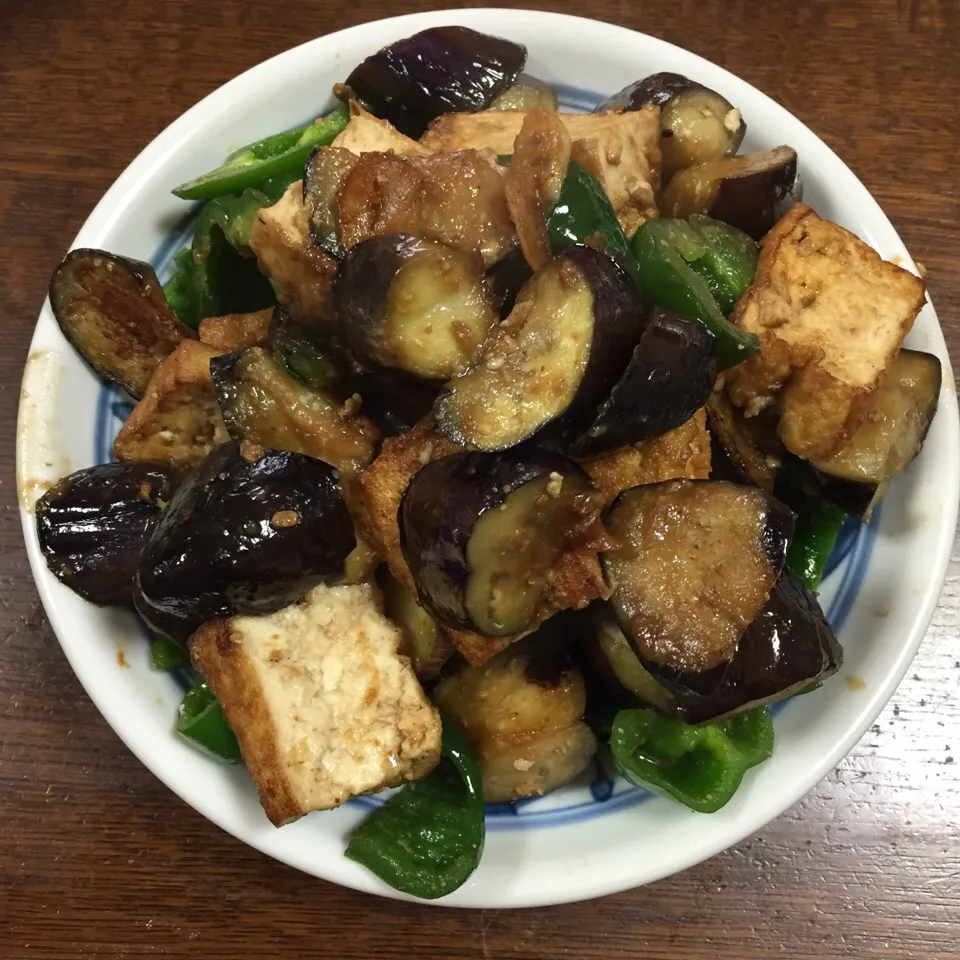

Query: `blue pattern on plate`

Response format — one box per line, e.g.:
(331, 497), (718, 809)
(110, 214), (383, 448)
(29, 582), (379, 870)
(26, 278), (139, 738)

(96, 82), (880, 831)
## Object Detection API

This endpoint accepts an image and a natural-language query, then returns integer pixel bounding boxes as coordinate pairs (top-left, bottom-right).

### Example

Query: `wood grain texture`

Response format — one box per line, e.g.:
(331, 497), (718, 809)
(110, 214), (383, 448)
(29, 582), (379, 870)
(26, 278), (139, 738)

(1, 0), (958, 956)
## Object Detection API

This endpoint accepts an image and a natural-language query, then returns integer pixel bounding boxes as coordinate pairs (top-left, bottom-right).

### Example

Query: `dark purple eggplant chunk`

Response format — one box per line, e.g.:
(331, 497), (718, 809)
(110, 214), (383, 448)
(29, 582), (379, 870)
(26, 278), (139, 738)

(435, 246), (646, 451)
(646, 568), (842, 723)
(661, 147), (801, 240)
(346, 369), (440, 438)
(570, 308), (716, 457)
(36, 462), (171, 607)
(706, 389), (783, 492)
(303, 146), (359, 258)
(49, 249), (193, 399)
(598, 72), (697, 111)
(135, 443), (355, 643)
(399, 449), (603, 637)
(344, 26), (526, 139)
(333, 234), (495, 380)
(602, 479), (794, 674)
(489, 74), (559, 112)
(485, 246), (533, 319)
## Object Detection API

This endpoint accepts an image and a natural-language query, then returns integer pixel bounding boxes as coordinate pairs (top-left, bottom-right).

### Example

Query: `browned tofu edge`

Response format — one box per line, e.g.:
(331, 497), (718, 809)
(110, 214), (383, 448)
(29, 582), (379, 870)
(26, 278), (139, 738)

(198, 309), (273, 352)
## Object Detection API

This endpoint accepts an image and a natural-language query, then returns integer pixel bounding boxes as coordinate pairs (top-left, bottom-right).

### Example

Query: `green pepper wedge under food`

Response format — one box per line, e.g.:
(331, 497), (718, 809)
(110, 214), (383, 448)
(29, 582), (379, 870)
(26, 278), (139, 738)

(270, 319), (340, 391)
(172, 103), (350, 201)
(685, 216), (759, 315)
(345, 721), (484, 899)
(611, 706), (774, 813)
(150, 634), (192, 672)
(176, 678), (243, 763)
(631, 219), (759, 370)
(162, 248), (201, 329)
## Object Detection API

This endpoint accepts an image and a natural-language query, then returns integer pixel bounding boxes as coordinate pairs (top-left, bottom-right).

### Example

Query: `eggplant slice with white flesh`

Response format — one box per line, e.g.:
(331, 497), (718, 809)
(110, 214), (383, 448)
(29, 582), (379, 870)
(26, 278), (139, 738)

(489, 74), (559, 112)
(49, 249), (193, 399)
(136, 442), (355, 643)
(602, 479), (842, 722)
(399, 449), (606, 637)
(570, 308), (717, 457)
(333, 234), (495, 380)
(793, 348), (942, 520)
(36, 462), (172, 607)
(343, 26), (527, 139)
(660, 147), (801, 241)
(210, 346), (378, 475)
(434, 246), (646, 451)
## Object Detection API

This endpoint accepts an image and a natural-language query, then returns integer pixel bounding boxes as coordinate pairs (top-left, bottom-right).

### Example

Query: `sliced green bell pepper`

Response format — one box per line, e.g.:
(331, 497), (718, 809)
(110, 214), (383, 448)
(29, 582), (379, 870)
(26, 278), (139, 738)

(685, 216), (759, 315)
(271, 319), (340, 391)
(345, 721), (484, 900)
(611, 706), (774, 813)
(631, 219), (759, 370)
(176, 678), (243, 763)
(150, 634), (192, 672)
(172, 103), (350, 201)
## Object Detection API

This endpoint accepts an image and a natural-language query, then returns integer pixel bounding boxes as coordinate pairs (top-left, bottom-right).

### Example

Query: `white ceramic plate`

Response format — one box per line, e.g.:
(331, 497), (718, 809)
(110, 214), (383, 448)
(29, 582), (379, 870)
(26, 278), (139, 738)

(17, 9), (959, 908)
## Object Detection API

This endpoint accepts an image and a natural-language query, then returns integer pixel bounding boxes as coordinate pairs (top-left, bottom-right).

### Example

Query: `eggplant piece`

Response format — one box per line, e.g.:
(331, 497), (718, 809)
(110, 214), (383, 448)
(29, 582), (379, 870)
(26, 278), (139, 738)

(793, 349), (942, 520)
(344, 26), (526, 139)
(432, 632), (597, 803)
(570, 308), (716, 457)
(706, 389), (784, 492)
(333, 234), (495, 380)
(435, 246), (645, 451)
(345, 369), (440, 438)
(484, 246), (533, 319)
(36, 462), (171, 606)
(266, 308), (340, 391)
(49, 249), (193, 399)
(599, 73), (746, 184)
(210, 347), (377, 475)
(303, 146), (360, 257)
(377, 567), (453, 679)
(399, 449), (604, 637)
(603, 479), (793, 673)
(647, 568), (842, 723)
(136, 443), (354, 642)
(661, 147), (801, 241)
(489, 74), (559, 112)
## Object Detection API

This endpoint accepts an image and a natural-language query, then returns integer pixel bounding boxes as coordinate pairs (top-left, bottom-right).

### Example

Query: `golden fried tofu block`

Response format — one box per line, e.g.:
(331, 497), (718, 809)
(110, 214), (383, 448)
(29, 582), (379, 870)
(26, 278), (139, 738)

(113, 340), (228, 471)
(726, 204), (925, 460)
(331, 102), (430, 156)
(197, 308), (273, 352)
(190, 582), (442, 826)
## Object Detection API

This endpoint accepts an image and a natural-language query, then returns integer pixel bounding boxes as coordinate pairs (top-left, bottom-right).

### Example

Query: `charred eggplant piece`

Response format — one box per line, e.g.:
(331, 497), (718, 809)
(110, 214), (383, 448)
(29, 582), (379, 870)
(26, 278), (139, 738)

(661, 147), (800, 240)
(344, 26), (526, 139)
(399, 450), (604, 637)
(333, 234), (495, 380)
(303, 146), (360, 257)
(36, 462), (171, 607)
(432, 632), (597, 803)
(136, 443), (354, 642)
(485, 247), (533, 319)
(266, 308), (340, 391)
(435, 247), (645, 451)
(377, 567), (453, 679)
(49, 249), (193, 399)
(571, 309), (716, 457)
(599, 73), (746, 183)
(345, 369), (440, 437)
(706, 389), (784, 492)
(649, 568), (842, 723)
(794, 349), (942, 520)
(210, 347), (377, 475)
(489, 74), (559, 112)
(603, 480), (793, 673)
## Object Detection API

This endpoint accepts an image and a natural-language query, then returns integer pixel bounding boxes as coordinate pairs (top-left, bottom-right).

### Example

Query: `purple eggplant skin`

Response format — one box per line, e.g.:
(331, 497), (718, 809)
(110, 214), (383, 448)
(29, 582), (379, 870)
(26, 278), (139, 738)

(485, 246), (533, 319)
(344, 26), (527, 139)
(570, 308), (716, 457)
(135, 443), (355, 643)
(597, 72), (701, 111)
(399, 448), (590, 634)
(36, 462), (171, 607)
(708, 154), (801, 241)
(646, 568), (842, 723)
(346, 369), (440, 438)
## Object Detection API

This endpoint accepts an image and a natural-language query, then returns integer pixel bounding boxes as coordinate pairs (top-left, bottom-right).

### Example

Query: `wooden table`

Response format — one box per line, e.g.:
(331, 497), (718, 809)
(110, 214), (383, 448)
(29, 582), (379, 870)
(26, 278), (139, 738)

(2, 0), (958, 956)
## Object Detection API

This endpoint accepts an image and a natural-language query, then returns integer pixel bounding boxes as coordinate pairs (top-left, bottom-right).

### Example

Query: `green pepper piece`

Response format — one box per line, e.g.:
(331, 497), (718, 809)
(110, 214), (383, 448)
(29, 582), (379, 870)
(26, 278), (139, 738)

(150, 635), (192, 672)
(686, 216), (759, 315)
(345, 721), (484, 899)
(546, 161), (646, 292)
(631, 219), (759, 370)
(611, 706), (774, 813)
(176, 678), (243, 763)
(271, 320), (340, 390)
(172, 103), (350, 201)
(224, 122), (313, 165)
(162, 247), (202, 329)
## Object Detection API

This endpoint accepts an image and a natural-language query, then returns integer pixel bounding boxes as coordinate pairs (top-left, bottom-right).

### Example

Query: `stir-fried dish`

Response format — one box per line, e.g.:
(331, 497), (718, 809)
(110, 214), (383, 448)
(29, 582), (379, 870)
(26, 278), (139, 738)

(35, 27), (939, 898)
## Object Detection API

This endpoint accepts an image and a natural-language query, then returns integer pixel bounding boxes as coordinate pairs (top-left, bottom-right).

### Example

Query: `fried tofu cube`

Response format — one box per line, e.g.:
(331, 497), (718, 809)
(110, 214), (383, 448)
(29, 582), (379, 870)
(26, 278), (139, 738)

(190, 582), (442, 826)
(726, 204), (926, 460)
(197, 308), (273, 352)
(331, 102), (430, 157)
(113, 339), (228, 471)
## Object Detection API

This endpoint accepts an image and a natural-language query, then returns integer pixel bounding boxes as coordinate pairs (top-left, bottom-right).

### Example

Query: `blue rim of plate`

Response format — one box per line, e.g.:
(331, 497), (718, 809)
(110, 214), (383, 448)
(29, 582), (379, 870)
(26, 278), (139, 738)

(93, 81), (880, 831)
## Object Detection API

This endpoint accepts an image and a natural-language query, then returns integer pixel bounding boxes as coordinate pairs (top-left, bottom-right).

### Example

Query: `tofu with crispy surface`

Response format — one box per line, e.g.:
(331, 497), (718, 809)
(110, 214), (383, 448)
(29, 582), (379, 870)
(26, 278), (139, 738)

(580, 408), (712, 506)
(331, 102), (430, 156)
(420, 108), (662, 236)
(190, 582), (442, 827)
(248, 182), (338, 326)
(198, 308), (273, 352)
(726, 204), (926, 460)
(113, 340), (228, 471)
